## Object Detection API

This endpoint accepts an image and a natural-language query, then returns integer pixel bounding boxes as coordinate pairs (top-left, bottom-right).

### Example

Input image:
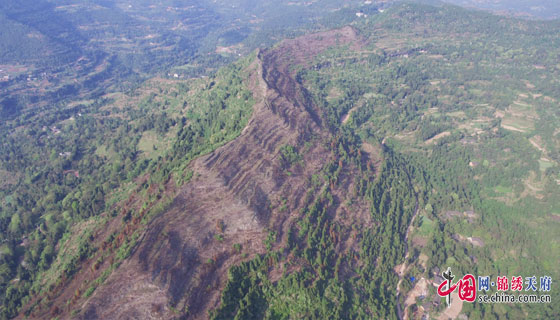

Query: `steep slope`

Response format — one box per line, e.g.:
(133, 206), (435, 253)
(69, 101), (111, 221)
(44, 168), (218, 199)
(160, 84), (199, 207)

(29, 26), (380, 319)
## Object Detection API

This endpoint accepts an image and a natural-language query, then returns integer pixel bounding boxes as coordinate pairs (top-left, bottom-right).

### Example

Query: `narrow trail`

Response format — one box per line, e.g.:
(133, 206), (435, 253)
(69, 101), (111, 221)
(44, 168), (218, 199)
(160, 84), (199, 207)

(395, 168), (420, 320)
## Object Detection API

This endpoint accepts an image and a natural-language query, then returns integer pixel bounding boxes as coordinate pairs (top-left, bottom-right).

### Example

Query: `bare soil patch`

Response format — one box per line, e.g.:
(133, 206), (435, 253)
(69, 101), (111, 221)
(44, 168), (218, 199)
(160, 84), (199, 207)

(425, 131), (451, 144)
(403, 277), (428, 320)
(437, 290), (463, 320)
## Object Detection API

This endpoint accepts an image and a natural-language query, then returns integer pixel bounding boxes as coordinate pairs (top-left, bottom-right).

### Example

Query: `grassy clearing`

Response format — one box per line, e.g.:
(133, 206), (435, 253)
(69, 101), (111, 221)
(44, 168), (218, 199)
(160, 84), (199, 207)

(538, 159), (554, 172)
(522, 171), (544, 199)
(417, 215), (434, 236)
(137, 129), (176, 160)
(494, 185), (513, 194)
(501, 118), (533, 132)
(326, 86), (342, 101)
(447, 111), (466, 118)
(94, 144), (116, 160)
(500, 101), (538, 133)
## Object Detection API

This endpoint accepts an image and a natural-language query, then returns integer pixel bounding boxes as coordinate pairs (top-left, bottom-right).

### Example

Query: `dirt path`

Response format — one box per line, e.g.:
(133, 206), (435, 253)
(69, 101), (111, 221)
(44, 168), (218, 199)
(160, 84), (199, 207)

(501, 124), (526, 132)
(528, 137), (546, 154)
(396, 168), (420, 320)
(403, 277), (428, 319)
(341, 105), (358, 124)
(425, 131), (451, 144)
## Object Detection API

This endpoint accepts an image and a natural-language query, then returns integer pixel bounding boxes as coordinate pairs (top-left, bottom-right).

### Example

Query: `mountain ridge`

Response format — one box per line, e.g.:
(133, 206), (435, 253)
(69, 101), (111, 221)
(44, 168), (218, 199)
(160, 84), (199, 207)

(21, 26), (384, 319)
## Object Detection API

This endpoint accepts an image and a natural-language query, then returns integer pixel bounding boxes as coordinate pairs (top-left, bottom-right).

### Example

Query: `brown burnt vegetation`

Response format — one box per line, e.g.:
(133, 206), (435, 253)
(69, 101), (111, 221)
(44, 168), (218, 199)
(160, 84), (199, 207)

(25, 26), (381, 319)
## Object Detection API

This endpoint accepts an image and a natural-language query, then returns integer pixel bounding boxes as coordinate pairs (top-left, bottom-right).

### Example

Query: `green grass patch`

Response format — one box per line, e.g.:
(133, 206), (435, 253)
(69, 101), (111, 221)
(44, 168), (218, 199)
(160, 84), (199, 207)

(538, 159), (554, 172)
(494, 185), (514, 194)
(137, 129), (175, 160)
(417, 215), (435, 236)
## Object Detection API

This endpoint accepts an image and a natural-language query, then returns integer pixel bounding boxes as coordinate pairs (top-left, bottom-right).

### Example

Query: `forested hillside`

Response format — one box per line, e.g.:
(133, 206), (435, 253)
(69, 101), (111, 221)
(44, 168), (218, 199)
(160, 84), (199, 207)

(208, 4), (560, 318)
(0, 2), (559, 320)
